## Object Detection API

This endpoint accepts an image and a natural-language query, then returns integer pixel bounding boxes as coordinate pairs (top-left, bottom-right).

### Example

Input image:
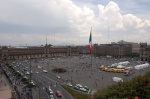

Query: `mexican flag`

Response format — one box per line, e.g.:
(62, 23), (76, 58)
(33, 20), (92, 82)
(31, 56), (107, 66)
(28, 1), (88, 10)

(88, 30), (92, 54)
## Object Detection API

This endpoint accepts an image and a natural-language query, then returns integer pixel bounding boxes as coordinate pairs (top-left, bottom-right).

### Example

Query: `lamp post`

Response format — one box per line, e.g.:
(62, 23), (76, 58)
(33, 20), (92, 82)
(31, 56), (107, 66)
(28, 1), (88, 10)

(101, 73), (104, 89)
(37, 83), (41, 99)
(29, 56), (32, 99)
(47, 60), (49, 72)
(70, 65), (73, 82)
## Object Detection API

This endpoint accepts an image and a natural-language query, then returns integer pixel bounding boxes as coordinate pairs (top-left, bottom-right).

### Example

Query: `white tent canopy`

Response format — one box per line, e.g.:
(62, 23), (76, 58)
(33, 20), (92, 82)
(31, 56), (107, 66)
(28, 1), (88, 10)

(112, 77), (123, 82)
(134, 63), (149, 70)
(116, 65), (125, 69)
(118, 61), (129, 66)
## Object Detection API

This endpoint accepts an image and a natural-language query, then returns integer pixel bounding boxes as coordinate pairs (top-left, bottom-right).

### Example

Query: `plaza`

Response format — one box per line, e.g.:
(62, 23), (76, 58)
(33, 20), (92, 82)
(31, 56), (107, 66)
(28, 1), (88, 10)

(21, 55), (150, 92)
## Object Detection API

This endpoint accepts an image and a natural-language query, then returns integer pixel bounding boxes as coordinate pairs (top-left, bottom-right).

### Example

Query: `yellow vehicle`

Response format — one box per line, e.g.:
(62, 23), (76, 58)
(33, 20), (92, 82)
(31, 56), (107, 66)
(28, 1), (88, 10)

(107, 68), (115, 72)
(100, 65), (106, 71)
(100, 65), (104, 69)
(113, 69), (124, 73)
(104, 67), (108, 71)
(100, 65), (124, 73)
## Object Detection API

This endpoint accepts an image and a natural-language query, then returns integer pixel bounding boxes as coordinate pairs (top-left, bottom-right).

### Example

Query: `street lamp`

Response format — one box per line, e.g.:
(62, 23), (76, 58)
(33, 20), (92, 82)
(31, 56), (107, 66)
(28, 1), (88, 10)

(37, 83), (41, 99)
(70, 66), (73, 82)
(47, 61), (49, 72)
(29, 56), (33, 99)
(101, 73), (104, 89)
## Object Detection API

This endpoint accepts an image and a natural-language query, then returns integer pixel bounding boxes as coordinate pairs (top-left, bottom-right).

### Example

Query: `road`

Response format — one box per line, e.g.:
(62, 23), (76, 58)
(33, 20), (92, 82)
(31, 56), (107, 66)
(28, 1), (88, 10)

(12, 59), (74, 99)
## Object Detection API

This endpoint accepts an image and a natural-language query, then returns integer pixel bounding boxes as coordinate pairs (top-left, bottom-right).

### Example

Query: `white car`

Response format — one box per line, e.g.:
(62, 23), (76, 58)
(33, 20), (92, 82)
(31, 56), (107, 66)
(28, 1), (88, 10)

(37, 66), (42, 68)
(30, 71), (33, 74)
(80, 87), (87, 92)
(23, 76), (28, 79)
(56, 75), (60, 79)
(26, 71), (30, 75)
(46, 87), (53, 95)
(76, 84), (82, 88)
(50, 95), (54, 99)
(49, 90), (53, 94)
(30, 80), (35, 86)
(36, 71), (39, 74)
(43, 70), (48, 73)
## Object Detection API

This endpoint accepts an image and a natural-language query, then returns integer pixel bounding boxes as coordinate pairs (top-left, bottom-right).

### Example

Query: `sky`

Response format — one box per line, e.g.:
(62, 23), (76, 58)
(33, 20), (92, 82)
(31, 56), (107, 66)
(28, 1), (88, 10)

(0, 0), (150, 46)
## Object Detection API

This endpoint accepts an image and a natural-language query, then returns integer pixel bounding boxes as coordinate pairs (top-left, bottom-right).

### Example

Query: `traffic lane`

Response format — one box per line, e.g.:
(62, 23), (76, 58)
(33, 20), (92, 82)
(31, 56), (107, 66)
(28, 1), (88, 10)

(43, 75), (65, 99)
(10, 62), (50, 99)
(26, 74), (50, 99)
(32, 69), (67, 99)
(32, 70), (67, 99)
(31, 71), (59, 99)
(43, 75), (74, 99)
(22, 65), (55, 99)
(10, 60), (66, 99)
(44, 72), (64, 83)
(30, 64), (64, 84)
(55, 83), (74, 99)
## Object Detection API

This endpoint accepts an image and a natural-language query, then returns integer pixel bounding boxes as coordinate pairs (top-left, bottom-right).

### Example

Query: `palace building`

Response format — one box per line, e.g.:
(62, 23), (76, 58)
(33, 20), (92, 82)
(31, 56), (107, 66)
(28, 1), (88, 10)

(0, 40), (149, 62)
(0, 46), (78, 61)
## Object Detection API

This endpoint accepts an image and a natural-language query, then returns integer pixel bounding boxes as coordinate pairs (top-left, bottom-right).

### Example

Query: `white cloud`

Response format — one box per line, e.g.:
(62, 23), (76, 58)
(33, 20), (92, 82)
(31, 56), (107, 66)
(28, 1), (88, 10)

(0, 0), (150, 45)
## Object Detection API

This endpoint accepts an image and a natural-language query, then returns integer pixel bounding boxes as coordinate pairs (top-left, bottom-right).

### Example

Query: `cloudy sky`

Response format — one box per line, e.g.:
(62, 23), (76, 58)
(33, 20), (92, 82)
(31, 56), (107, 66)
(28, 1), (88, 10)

(0, 0), (150, 46)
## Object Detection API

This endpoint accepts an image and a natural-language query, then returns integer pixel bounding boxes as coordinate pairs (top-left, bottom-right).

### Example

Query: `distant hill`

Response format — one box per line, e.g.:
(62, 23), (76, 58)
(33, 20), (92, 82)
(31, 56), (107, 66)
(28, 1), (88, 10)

(94, 72), (150, 99)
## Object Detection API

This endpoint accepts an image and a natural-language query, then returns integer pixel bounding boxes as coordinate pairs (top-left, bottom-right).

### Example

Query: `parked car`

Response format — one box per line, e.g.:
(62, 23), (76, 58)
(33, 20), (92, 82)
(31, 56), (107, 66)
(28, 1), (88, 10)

(67, 82), (73, 87)
(83, 86), (89, 90)
(74, 85), (80, 90)
(76, 84), (82, 88)
(43, 70), (48, 73)
(80, 87), (87, 92)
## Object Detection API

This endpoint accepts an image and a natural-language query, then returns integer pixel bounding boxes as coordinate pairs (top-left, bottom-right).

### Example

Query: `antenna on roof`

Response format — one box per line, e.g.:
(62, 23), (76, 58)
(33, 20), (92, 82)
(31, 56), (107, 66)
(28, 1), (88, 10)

(108, 20), (109, 44)
(46, 36), (47, 46)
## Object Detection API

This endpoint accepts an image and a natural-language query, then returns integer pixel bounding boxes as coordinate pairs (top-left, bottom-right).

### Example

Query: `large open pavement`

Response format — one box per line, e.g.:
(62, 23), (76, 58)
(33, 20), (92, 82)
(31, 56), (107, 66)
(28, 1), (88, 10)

(7, 55), (150, 99)
(26, 55), (150, 91)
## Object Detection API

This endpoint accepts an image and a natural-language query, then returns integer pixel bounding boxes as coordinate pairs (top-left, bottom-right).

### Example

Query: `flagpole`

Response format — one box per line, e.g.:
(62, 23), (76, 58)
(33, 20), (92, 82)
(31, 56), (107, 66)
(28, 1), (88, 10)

(88, 27), (93, 68)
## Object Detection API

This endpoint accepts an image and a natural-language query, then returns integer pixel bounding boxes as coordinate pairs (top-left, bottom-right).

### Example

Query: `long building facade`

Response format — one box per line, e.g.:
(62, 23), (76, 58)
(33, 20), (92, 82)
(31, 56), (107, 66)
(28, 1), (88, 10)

(93, 44), (132, 58)
(93, 40), (141, 59)
(0, 46), (78, 61)
(0, 41), (149, 62)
